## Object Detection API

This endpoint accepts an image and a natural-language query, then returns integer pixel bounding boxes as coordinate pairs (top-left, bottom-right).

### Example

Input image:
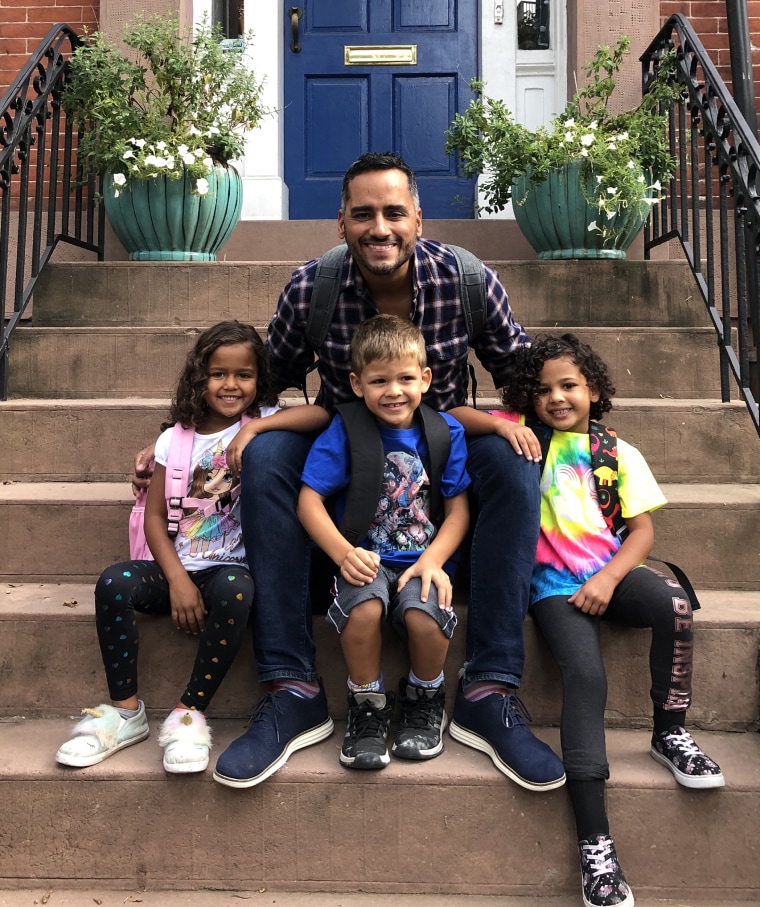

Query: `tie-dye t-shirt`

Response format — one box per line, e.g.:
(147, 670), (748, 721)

(489, 411), (667, 604)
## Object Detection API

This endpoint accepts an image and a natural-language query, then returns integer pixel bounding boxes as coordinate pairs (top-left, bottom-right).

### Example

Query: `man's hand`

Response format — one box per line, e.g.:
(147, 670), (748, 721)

(132, 443), (156, 497)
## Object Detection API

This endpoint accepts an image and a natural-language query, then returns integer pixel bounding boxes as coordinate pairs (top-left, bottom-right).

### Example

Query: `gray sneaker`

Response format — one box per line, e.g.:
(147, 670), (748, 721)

(56, 702), (149, 767)
(340, 691), (394, 770)
(392, 679), (447, 760)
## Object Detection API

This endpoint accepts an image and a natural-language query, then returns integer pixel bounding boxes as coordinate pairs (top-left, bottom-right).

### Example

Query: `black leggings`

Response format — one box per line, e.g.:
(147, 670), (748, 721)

(531, 564), (693, 781)
(94, 559), (254, 710)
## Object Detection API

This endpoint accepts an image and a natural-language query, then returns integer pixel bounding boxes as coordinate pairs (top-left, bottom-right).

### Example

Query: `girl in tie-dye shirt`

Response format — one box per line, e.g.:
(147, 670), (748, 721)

(450, 333), (723, 907)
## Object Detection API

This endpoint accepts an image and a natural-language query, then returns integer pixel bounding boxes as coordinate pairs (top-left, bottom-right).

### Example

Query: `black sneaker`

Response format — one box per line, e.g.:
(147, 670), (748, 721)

(578, 835), (634, 907)
(650, 726), (725, 789)
(392, 679), (447, 760)
(340, 691), (395, 770)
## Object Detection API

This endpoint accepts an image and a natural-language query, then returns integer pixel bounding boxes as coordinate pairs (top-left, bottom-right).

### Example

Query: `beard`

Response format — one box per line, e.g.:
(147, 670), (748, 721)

(348, 236), (416, 276)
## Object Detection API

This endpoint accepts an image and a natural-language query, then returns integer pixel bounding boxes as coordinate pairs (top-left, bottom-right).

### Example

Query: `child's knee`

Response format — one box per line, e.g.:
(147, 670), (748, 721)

(404, 606), (448, 643)
(345, 598), (383, 633)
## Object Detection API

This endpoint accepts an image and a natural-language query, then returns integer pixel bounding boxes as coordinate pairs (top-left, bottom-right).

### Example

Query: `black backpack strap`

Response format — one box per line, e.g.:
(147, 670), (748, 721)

(417, 403), (451, 527)
(335, 401), (386, 546)
(305, 244), (349, 350)
(447, 244), (486, 341)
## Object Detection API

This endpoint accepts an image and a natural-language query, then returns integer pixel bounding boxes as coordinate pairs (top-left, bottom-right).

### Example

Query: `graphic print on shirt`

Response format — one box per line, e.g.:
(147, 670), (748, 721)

(366, 450), (435, 557)
(179, 439), (240, 558)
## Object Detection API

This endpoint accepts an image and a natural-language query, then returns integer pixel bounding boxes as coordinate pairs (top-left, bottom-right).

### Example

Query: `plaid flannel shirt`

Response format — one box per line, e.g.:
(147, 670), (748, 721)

(266, 238), (530, 412)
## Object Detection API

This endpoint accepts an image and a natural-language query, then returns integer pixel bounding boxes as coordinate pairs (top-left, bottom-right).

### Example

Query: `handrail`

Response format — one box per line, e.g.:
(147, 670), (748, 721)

(642, 13), (760, 435)
(0, 23), (104, 400)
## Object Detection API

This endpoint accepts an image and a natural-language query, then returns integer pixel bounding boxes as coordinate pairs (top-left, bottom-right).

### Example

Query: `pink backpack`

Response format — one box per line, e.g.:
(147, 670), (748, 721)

(128, 417), (250, 561)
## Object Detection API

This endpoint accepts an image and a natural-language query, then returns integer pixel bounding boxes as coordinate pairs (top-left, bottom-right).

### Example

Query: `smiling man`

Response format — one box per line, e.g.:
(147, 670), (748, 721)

(213, 152), (566, 794)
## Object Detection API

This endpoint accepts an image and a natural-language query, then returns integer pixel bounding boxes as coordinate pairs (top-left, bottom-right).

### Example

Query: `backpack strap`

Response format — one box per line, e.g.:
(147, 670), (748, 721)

(447, 244), (486, 341)
(335, 400), (452, 546)
(305, 244), (349, 351)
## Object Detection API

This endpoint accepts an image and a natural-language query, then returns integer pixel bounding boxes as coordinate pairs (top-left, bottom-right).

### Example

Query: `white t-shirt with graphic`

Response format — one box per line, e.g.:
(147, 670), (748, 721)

(154, 407), (278, 570)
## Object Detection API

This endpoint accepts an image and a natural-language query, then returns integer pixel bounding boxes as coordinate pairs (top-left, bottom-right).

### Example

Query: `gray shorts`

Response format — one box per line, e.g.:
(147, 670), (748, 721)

(326, 562), (458, 640)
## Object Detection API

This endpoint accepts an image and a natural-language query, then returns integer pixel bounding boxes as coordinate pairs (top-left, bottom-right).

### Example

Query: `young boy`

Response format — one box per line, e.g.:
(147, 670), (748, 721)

(297, 314), (471, 770)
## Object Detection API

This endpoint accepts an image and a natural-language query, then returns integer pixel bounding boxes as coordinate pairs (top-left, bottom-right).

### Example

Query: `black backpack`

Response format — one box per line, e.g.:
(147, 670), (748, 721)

(334, 399), (452, 546)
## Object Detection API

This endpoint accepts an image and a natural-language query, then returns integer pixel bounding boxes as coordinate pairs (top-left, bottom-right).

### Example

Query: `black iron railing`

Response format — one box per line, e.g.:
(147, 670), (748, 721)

(0, 23), (104, 399)
(642, 13), (760, 434)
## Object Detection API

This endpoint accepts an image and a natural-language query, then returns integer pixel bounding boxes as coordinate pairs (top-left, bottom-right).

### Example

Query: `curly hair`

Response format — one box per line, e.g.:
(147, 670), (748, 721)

(162, 321), (278, 431)
(501, 333), (615, 421)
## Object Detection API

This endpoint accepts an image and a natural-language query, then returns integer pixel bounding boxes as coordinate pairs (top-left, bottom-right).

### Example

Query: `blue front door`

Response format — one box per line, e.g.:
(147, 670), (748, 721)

(284, 0), (477, 219)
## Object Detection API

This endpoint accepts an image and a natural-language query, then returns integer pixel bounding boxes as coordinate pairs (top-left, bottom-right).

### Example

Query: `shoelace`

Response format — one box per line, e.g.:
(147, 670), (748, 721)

(581, 838), (619, 878)
(661, 727), (700, 756)
(350, 701), (389, 738)
(245, 692), (283, 742)
(500, 693), (532, 728)
(402, 690), (441, 728)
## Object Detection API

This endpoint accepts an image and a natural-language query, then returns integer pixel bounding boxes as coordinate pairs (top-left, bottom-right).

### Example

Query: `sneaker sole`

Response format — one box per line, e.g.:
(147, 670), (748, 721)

(448, 721), (566, 791)
(55, 726), (150, 768)
(212, 717), (334, 789)
(164, 755), (210, 774)
(340, 750), (390, 769)
(649, 747), (726, 789)
(392, 712), (447, 760)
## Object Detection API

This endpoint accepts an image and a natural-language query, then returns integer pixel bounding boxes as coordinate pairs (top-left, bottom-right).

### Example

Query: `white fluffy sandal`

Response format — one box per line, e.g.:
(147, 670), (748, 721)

(158, 709), (212, 773)
(55, 702), (149, 767)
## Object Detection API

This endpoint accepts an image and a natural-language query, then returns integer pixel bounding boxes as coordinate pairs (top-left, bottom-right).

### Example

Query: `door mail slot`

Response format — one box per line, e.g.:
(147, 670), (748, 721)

(344, 45), (418, 65)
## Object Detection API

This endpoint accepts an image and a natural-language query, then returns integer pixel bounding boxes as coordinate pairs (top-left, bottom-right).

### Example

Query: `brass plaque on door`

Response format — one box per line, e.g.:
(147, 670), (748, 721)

(344, 45), (418, 66)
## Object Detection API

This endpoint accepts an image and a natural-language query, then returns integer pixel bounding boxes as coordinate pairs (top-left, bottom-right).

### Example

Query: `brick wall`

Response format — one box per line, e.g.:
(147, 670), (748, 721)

(0, 1), (99, 94)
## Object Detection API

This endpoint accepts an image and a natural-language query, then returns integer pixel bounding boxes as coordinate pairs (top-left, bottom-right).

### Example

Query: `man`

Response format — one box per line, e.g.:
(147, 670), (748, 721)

(211, 152), (565, 791)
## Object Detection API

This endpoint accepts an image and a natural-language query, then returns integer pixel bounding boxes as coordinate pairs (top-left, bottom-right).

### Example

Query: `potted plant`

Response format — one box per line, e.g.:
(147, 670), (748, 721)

(63, 12), (269, 260)
(445, 37), (680, 259)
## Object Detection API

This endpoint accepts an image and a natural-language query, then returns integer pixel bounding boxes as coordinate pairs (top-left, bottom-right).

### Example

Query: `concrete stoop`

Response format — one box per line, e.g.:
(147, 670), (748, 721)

(2, 482), (759, 587)
(0, 718), (758, 899)
(1, 584), (759, 731)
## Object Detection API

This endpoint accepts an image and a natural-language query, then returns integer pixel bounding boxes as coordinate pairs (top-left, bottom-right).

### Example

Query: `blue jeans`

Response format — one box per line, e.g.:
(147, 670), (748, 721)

(239, 430), (317, 682)
(464, 434), (541, 686)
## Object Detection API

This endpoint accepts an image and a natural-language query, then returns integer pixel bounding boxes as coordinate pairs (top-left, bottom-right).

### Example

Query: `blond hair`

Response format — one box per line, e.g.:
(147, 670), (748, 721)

(350, 314), (427, 375)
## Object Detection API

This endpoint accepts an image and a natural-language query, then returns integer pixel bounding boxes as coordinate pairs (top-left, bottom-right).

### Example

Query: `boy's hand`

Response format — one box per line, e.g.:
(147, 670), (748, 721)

(132, 444), (156, 497)
(497, 422), (542, 462)
(568, 572), (617, 616)
(340, 547), (381, 586)
(169, 575), (208, 635)
(226, 424), (258, 480)
(397, 560), (453, 610)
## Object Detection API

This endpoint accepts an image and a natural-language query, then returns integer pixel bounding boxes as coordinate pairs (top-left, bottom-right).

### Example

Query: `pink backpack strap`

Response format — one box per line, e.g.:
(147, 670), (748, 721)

(163, 414), (254, 535)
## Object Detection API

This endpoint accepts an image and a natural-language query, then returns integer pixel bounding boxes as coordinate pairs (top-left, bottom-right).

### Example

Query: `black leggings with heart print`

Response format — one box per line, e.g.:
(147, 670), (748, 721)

(94, 559), (253, 710)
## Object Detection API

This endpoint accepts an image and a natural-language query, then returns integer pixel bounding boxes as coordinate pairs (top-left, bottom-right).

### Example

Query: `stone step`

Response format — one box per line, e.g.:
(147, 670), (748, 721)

(7, 326), (724, 399)
(32, 259), (706, 329)
(2, 397), (758, 484)
(0, 717), (757, 899)
(2, 583), (758, 730)
(2, 483), (758, 588)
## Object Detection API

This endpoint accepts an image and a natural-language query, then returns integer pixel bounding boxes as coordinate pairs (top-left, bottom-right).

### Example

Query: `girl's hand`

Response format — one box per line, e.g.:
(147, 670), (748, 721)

(397, 559), (453, 610)
(169, 575), (208, 635)
(568, 572), (617, 616)
(132, 443), (156, 496)
(340, 547), (380, 586)
(226, 423), (258, 479)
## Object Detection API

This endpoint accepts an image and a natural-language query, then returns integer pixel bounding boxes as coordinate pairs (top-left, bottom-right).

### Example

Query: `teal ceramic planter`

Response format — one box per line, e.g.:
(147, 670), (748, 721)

(103, 164), (242, 261)
(511, 160), (652, 260)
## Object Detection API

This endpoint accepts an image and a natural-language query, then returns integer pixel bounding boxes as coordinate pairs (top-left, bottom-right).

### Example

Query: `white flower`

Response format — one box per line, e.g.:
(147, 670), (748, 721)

(207, 126), (220, 135)
(202, 157), (213, 170)
(627, 160), (635, 169)
(564, 118), (575, 128)
(165, 156), (175, 170)
(182, 152), (196, 166)
(196, 178), (209, 196)
(156, 141), (167, 151)
(177, 144), (189, 157)
(130, 138), (146, 148)
(194, 148), (205, 158)
(123, 149), (134, 160)
(581, 148), (589, 157)
(112, 173), (126, 186)
(565, 132), (573, 142)
(606, 187), (617, 195)
(588, 220), (598, 232)
(189, 125), (202, 136)
(580, 133), (595, 147)
(589, 120), (598, 130)
(144, 154), (159, 168)
(652, 179), (662, 192)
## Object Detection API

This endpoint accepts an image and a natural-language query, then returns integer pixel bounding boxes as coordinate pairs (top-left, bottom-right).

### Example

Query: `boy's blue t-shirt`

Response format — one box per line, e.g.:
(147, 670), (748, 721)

(301, 410), (471, 570)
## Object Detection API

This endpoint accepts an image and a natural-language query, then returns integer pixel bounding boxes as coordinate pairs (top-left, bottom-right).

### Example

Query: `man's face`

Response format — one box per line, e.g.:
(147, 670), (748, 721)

(337, 168), (422, 279)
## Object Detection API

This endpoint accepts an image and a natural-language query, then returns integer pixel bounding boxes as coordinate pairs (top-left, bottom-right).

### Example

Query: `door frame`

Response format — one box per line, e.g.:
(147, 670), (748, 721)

(199, 1), (567, 220)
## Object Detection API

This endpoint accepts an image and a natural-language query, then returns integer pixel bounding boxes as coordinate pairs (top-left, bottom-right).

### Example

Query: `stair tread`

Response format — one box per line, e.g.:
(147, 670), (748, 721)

(3, 718), (758, 788)
(4, 582), (760, 623)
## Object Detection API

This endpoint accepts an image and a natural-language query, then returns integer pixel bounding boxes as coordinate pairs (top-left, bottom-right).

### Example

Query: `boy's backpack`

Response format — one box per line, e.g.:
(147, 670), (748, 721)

(528, 418), (701, 609)
(128, 417), (250, 561)
(334, 399), (452, 546)
(302, 243), (486, 406)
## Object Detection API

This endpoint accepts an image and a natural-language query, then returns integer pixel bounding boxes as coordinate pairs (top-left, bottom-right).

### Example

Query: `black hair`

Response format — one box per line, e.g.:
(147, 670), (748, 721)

(501, 333), (615, 421)
(341, 152), (419, 210)
(162, 320), (278, 430)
